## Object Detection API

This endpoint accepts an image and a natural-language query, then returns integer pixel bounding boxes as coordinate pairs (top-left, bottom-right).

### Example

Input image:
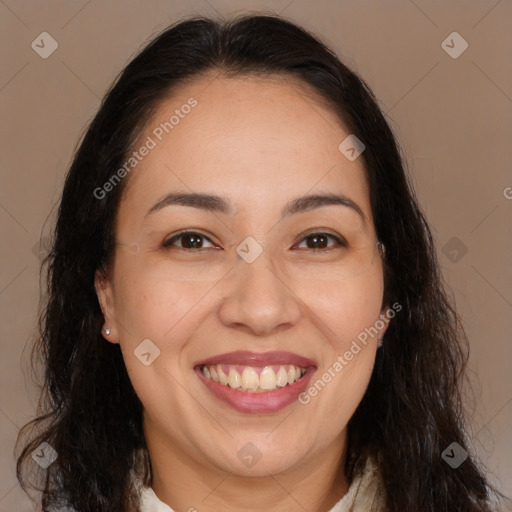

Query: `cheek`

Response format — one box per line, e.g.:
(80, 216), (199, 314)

(291, 267), (385, 345)
(112, 255), (213, 344)
(295, 270), (383, 424)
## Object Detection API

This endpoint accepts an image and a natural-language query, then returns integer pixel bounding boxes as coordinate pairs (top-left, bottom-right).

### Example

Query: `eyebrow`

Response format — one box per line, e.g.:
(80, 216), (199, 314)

(145, 191), (366, 224)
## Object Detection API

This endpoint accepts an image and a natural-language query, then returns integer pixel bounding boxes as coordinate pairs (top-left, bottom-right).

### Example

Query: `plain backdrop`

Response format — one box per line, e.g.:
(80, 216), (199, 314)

(0, 1), (511, 510)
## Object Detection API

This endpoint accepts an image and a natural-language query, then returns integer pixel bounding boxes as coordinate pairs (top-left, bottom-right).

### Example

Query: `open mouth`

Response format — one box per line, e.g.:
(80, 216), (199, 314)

(198, 363), (308, 393)
(193, 351), (316, 414)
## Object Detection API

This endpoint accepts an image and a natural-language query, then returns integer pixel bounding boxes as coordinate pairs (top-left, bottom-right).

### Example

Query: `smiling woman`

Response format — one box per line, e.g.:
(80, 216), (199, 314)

(15, 13), (505, 512)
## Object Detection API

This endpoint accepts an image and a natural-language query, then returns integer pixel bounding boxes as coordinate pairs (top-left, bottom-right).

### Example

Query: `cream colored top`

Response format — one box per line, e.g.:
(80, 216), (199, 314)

(135, 457), (386, 511)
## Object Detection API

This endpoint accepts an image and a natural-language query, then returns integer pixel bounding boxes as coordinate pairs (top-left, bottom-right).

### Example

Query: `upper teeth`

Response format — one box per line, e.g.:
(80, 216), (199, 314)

(201, 364), (306, 392)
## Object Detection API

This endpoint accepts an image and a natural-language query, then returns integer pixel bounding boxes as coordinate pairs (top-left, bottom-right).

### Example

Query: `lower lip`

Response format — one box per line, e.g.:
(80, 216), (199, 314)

(195, 366), (316, 414)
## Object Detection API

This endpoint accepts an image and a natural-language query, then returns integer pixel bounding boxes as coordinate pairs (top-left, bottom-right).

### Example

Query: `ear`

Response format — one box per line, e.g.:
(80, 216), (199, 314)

(377, 306), (392, 340)
(94, 269), (119, 344)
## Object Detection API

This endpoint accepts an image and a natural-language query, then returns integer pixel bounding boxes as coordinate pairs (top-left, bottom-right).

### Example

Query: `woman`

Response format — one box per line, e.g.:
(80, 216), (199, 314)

(15, 13), (506, 512)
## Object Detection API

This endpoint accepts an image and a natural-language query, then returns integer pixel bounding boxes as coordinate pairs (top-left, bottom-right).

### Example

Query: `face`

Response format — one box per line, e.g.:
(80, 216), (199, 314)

(95, 72), (389, 480)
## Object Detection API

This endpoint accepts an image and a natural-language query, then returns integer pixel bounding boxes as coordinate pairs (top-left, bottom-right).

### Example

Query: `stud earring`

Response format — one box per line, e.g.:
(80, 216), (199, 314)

(105, 328), (111, 336)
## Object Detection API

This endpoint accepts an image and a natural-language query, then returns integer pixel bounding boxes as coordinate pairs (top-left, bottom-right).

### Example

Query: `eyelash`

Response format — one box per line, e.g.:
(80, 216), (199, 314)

(162, 230), (347, 251)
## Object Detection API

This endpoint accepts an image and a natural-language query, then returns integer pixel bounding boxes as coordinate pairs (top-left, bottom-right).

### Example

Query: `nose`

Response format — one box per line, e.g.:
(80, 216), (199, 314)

(217, 249), (302, 337)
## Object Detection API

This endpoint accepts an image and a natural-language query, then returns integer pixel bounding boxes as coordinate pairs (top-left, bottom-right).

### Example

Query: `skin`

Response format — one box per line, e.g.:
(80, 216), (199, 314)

(95, 71), (390, 512)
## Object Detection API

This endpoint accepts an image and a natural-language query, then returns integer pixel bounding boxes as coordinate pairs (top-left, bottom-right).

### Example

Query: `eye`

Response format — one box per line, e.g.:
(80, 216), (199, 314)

(163, 231), (217, 250)
(162, 230), (347, 252)
(295, 232), (347, 251)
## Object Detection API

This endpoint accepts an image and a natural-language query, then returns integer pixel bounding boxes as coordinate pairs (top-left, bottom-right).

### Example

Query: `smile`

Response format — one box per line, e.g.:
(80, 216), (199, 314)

(194, 351), (316, 414)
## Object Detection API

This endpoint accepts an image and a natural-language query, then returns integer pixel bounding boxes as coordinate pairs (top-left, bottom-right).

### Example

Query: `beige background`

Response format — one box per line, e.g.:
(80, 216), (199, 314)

(1, 0), (511, 510)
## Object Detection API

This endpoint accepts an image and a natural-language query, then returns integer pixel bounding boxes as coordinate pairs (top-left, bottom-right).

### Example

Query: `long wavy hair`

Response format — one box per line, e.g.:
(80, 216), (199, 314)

(15, 13), (506, 512)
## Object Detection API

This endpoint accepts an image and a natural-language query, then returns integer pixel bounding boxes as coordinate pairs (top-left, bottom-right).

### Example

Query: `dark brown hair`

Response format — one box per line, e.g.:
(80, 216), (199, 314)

(16, 12), (506, 512)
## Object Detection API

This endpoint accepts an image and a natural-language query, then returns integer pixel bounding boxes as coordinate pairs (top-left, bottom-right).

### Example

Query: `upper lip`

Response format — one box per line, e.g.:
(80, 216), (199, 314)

(194, 351), (316, 368)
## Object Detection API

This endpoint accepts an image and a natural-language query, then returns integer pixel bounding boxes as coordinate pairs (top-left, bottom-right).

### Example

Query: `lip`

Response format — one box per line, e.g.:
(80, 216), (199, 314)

(194, 351), (317, 414)
(194, 350), (316, 368)
(195, 366), (316, 414)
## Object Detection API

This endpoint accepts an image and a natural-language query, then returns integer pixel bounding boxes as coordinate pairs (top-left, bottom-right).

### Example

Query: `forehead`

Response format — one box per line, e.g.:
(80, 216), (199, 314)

(119, 72), (370, 223)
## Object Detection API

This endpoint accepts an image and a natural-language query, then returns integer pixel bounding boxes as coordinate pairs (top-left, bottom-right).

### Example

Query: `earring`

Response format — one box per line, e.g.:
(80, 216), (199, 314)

(378, 336), (383, 347)
(105, 328), (111, 336)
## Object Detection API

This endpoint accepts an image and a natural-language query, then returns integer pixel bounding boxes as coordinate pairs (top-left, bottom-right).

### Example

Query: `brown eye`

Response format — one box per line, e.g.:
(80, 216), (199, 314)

(296, 232), (346, 250)
(163, 231), (216, 250)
